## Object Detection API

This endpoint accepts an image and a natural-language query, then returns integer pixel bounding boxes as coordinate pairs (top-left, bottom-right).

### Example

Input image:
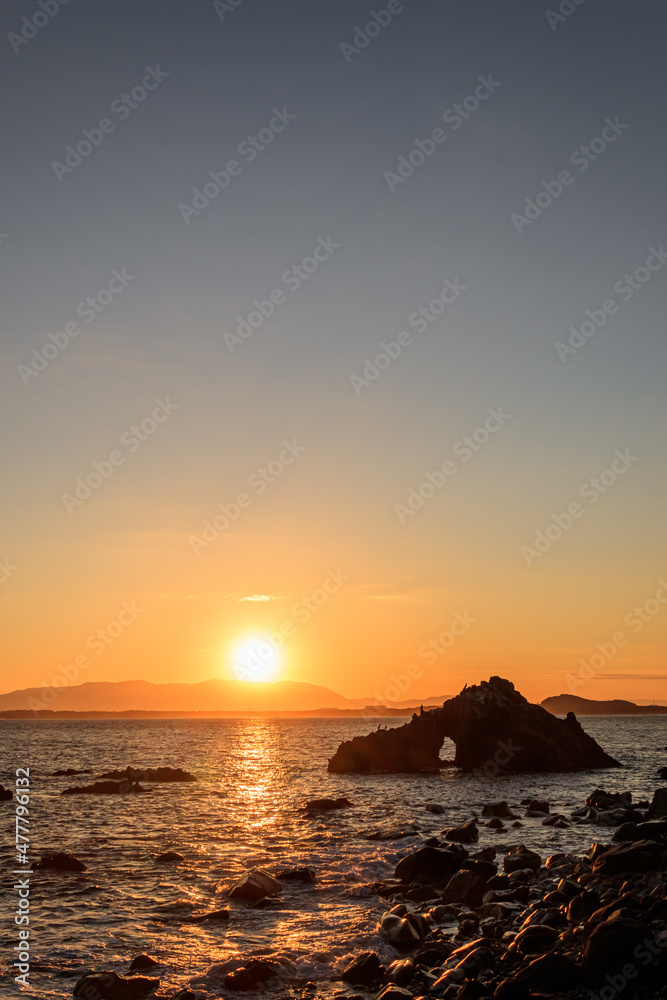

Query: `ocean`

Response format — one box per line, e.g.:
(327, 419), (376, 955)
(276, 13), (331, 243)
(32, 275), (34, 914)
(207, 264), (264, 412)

(1, 715), (665, 997)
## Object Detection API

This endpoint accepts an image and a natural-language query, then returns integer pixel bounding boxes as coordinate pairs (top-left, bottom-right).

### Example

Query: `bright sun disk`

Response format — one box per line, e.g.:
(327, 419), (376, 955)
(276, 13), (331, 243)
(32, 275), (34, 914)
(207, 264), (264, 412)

(231, 635), (282, 682)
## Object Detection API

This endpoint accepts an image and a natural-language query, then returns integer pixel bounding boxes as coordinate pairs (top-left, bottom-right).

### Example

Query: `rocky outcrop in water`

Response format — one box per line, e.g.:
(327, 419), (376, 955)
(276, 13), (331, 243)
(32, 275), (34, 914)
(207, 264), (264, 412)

(328, 676), (622, 773)
(73, 971), (159, 999)
(98, 766), (196, 782)
(34, 851), (86, 872)
(61, 781), (151, 795)
(0, 784), (12, 801)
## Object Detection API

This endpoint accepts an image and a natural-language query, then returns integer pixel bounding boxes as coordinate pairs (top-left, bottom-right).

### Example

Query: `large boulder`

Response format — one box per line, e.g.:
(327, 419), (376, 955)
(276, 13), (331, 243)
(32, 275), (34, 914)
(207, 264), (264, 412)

(394, 845), (468, 886)
(327, 677), (621, 773)
(227, 868), (281, 900)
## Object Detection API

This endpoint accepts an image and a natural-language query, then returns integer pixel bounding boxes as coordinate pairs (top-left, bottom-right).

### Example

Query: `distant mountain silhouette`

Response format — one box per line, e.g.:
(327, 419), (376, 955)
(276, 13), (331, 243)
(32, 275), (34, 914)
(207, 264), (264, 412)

(0, 678), (362, 713)
(541, 694), (667, 716)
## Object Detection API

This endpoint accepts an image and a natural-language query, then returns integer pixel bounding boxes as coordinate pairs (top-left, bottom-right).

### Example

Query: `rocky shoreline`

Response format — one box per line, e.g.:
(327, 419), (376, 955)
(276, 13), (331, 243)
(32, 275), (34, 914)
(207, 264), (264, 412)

(44, 782), (667, 1000)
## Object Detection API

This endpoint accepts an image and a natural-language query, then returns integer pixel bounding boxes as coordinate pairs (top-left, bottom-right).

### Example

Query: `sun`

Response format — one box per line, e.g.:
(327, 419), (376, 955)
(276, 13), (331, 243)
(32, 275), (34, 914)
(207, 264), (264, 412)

(231, 635), (283, 683)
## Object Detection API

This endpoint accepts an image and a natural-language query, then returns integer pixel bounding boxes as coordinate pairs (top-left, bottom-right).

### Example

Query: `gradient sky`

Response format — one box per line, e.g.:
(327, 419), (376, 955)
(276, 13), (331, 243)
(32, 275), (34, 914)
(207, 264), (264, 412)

(1, 0), (666, 705)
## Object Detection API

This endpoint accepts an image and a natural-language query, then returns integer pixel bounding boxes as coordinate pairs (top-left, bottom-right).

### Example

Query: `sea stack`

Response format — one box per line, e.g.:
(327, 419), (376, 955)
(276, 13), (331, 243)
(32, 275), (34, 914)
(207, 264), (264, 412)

(328, 676), (622, 773)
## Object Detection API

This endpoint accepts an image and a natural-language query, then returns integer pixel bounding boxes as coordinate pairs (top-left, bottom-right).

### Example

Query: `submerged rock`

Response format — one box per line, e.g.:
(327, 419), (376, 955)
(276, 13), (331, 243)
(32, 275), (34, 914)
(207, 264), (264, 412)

(481, 801), (518, 819)
(276, 866), (316, 882)
(73, 971), (159, 999)
(154, 851), (184, 864)
(34, 851), (86, 872)
(443, 820), (479, 844)
(227, 868), (281, 900)
(98, 766), (196, 782)
(0, 784), (12, 801)
(223, 958), (280, 991)
(301, 796), (352, 810)
(327, 677), (621, 773)
(51, 768), (92, 777)
(61, 781), (151, 795)
(128, 955), (159, 972)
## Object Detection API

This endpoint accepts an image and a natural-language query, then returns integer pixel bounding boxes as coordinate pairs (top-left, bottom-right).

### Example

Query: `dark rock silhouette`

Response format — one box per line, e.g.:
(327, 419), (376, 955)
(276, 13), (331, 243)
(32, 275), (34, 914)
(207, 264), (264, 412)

(327, 677), (622, 773)
(34, 851), (86, 872)
(227, 868), (281, 899)
(98, 766), (196, 782)
(61, 781), (151, 795)
(301, 796), (352, 810)
(73, 971), (158, 999)
(0, 784), (12, 801)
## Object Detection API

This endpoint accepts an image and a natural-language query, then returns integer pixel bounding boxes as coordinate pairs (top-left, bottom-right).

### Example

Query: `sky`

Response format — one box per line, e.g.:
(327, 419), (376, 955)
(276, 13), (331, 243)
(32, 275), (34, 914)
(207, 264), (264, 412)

(1, 0), (666, 707)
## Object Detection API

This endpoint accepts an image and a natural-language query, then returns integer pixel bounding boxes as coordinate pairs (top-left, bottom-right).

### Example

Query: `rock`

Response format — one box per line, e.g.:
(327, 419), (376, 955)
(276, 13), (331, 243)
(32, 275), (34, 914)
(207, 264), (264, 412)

(582, 917), (649, 984)
(190, 908), (230, 922)
(380, 912), (422, 948)
(523, 800), (550, 815)
(341, 951), (383, 986)
(301, 796), (351, 810)
(493, 979), (532, 1000)
(172, 992), (196, 1000)
(405, 884), (439, 902)
(567, 889), (600, 923)
(481, 801), (517, 818)
(327, 677), (622, 772)
(648, 787), (667, 817)
(129, 956), (159, 972)
(34, 851), (86, 872)
(98, 767), (197, 782)
(155, 852), (184, 864)
(503, 845), (541, 873)
(250, 896), (275, 909)
(542, 813), (571, 827)
(425, 802), (445, 813)
(394, 845), (468, 886)
(227, 868), (281, 899)
(62, 781), (151, 795)
(223, 958), (280, 991)
(657, 767), (667, 780)
(513, 923), (559, 955)
(443, 821), (478, 844)
(376, 987), (412, 1000)
(442, 870), (489, 906)
(515, 953), (582, 992)
(586, 789), (631, 810)
(276, 867), (316, 882)
(592, 839), (662, 876)
(486, 818), (504, 829)
(385, 958), (414, 986)
(0, 785), (13, 801)
(73, 972), (159, 999)
(51, 768), (92, 776)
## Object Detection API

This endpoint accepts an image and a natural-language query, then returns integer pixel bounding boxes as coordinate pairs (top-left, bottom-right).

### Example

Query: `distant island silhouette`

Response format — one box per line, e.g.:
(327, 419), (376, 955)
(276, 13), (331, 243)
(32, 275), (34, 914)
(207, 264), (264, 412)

(0, 678), (664, 718)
